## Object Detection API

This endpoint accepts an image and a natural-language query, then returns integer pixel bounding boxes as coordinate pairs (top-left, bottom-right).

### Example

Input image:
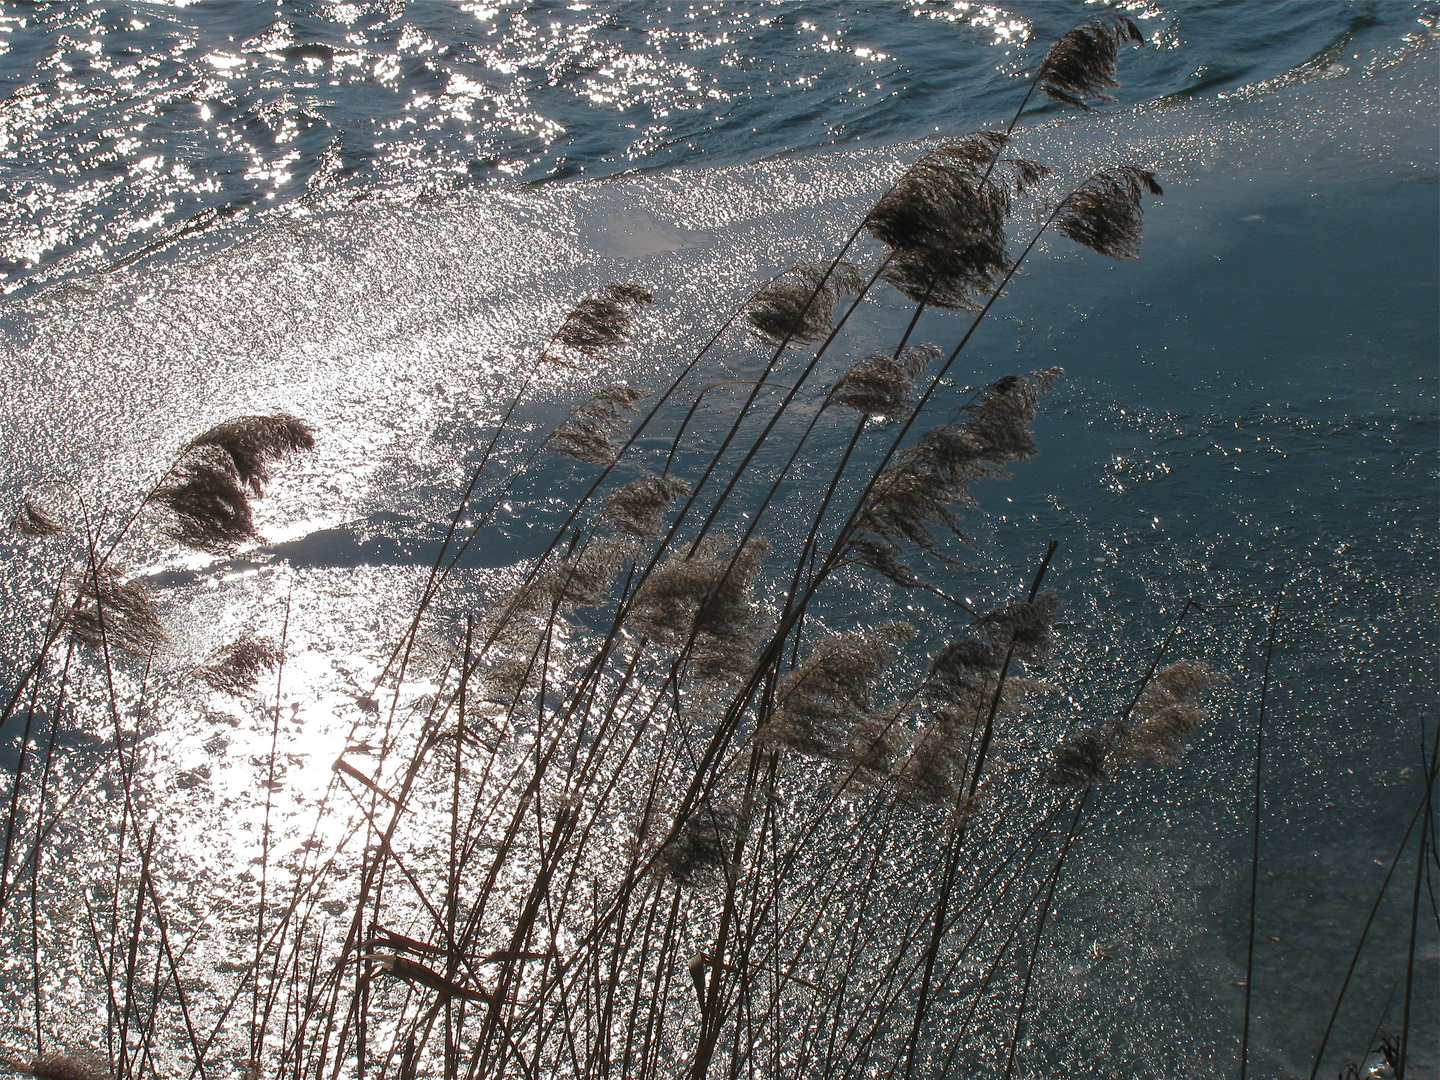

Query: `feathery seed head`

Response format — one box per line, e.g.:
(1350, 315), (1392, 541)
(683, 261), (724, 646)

(1055, 167), (1162, 260)
(842, 706), (906, 790)
(601, 474), (690, 539)
(853, 369), (1062, 561)
(658, 802), (737, 886)
(1126, 659), (1225, 763)
(866, 134), (1013, 311)
(515, 538), (637, 618)
(829, 344), (940, 419)
(156, 413), (315, 553)
(155, 449), (258, 553)
(1048, 726), (1108, 787)
(548, 385), (650, 466)
(11, 496), (66, 537)
(929, 636), (1003, 698)
(745, 261), (866, 347)
(853, 461), (972, 563)
(630, 536), (770, 681)
(1038, 14), (1145, 111)
(980, 590), (1062, 661)
(481, 653), (543, 706)
(756, 623), (912, 760)
(22, 1054), (110, 1080)
(195, 634), (282, 695)
(65, 566), (166, 656)
(1153, 658), (1225, 701)
(548, 283), (653, 365)
(844, 537), (922, 589)
(188, 413), (315, 495)
(894, 708), (973, 806)
(927, 593), (1061, 714)
(1128, 703), (1207, 764)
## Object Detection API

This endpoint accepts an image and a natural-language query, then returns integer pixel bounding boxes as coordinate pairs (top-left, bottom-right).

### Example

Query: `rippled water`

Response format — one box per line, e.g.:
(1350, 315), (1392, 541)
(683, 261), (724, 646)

(1, 2), (1436, 1078)
(0, 1), (1428, 295)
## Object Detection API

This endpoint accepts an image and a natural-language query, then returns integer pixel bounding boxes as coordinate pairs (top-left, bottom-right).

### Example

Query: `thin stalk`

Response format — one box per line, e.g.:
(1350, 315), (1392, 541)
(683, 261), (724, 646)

(999, 792), (1090, 1080)
(1306, 775), (1435, 1080)
(1397, 721), (1439, 1079)
(252, 591), (294, 1059)
(897, 541), (1057, 1080)
(1241, 609), (1279, 1080)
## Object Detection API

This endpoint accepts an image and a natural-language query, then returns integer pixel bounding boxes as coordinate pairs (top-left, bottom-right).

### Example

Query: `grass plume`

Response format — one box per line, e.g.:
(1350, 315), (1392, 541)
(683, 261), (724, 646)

(10, 497), (66, 538)
(548, 385), (650, 466)
(1037, 14), (1145, 111)
(745, 261), (866, 347)
(194, 634), (283, 696)
(545, 283), (654, 366)
(64, 566), (166, 656)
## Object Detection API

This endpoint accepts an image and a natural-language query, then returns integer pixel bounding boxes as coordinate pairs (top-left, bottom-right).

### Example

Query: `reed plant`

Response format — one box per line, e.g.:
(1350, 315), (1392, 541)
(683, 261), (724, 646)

(1, 12), (1432, 1080)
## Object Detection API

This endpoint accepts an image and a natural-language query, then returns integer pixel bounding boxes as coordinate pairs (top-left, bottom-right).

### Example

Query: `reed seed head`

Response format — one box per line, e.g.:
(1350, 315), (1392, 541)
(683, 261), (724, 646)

(548, 384), (650, 466)
(843, 537), (922, 590)
(893, 708), (973, 806)
(547, 283), (654, 365)
(1055, 167), (1162, 260)
(155, 414), (316, 553)
(21, 1054), (110, 1080)
(980, 590), (1062, 661)
(853, 462), (971, 564)
(630, 536), (770, 681)
(854, 368), (1062, 561)
(658, 801), (736, 885)
(511, 538), (637, 620)
(155, 449), (259, 554)
(842, 705), (906, 790)
(1048, 725), (1108, 787)
(188, 413), (315, 495)
(829, 344), (940, 419)
(1126, 659), (1225, 763)
(865, 133), (1049, 311)
(1152, 658), (1222, 701)
(65, 566), (166, 655)
(745, 261), (866, 347)
(928, 635), (1002, 699)
(1038, 14), (1144, 111)
(867, 134), (1011, 311)
(601, 474), (690, 539)
(194, 634), (282, 695)
(11, 496), (66, 537)
(481, 652), (542, 705)
(927, 593), (1060, 723)
(756, 622), (912, 760)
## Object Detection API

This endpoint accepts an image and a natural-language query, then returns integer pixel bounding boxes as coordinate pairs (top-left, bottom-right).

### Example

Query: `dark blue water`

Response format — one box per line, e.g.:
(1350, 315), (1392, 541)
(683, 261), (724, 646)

(0, 0), (1429, 296)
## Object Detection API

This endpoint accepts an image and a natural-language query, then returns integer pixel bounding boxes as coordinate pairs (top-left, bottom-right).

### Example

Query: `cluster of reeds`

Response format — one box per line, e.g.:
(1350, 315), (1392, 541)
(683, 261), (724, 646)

(1, 12), (1433, 1080)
